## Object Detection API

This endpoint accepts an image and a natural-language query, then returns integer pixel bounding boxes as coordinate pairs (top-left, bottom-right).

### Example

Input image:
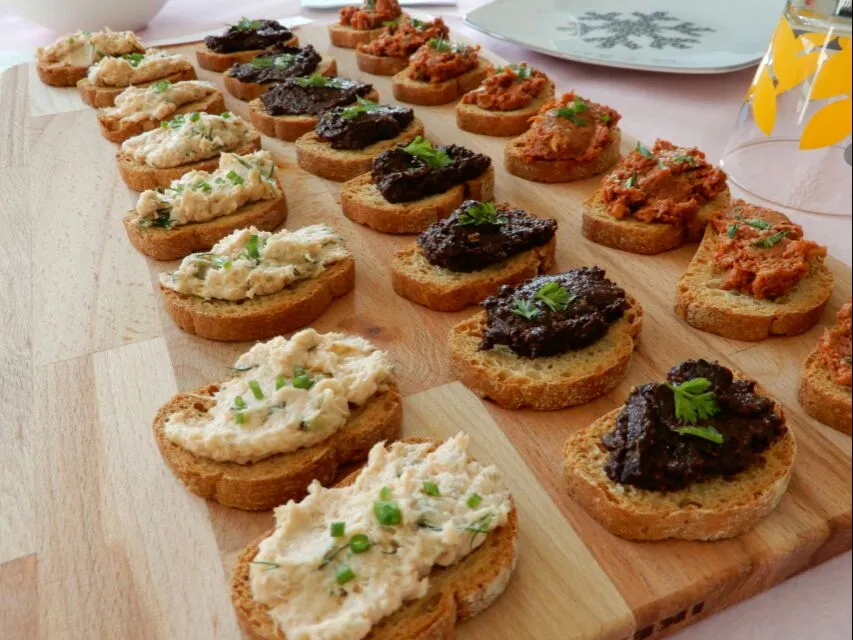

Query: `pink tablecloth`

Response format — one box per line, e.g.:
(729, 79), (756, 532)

(1, 1), (850, 639)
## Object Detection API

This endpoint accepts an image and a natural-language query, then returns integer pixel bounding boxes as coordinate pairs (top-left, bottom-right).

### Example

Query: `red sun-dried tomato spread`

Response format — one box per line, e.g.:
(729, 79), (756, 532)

(461, 63), (549, 112)
(600, 139), (727, 225)
(358, 16), (448, 58)
(407, 38), (480, 83)
(818, 298), (852, 387)
(339, 0), (401, 30)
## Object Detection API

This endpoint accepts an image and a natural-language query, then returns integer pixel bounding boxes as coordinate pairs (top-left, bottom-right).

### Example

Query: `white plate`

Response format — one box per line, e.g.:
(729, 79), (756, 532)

(301, 0), (455, 8)
(464, 0), (784, 74)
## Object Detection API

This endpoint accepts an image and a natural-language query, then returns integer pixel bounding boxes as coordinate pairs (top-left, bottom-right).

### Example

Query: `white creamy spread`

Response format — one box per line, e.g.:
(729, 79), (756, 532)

(120, 112), (252, 168)
(160, 225), (349, 301)
(163, 330), (394, 463)
(250, 435), (512, 640)
(37, 28), (142, 68)
(87, 48), (193, 87)
(136, 150), (280, 227)
(103, 80), (217, 124)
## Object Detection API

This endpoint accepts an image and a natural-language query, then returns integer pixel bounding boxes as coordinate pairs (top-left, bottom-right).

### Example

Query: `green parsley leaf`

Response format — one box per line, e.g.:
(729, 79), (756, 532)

(511, 299), (540, 320)
(555, 98), (589, 126)
(674, 425), (725, 444)
(410, 17), (429, 30)
(671, 154), (697, 166)
(340, 97), (383, 120)
(625, 171), (638, 189)
(235, 16), (262, 31)
(746, 218), (771, 230)
(534, 281), (576, 313)
(244, 234), (262, 262)
(635, 142), (654, 159)
(401, 136), (451, 169)
(147, 210), (173, 229)
(600, 113), (612, 123)
(727, 223), (739, 238)
(152, 79), (171, 93)
(249, 53), (295, 69)
(456, 201), (506, 226)
(665, 377), (720, 424)
(296, 74), (337, 88)
(428, 36), (451, 52)
(122, 52), (145, 67)
(751, 230), (789, 248)
(499, 63), (532, 80)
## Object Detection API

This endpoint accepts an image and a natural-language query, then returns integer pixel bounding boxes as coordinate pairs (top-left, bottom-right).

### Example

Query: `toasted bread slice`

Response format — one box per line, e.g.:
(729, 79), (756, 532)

(328, 23), (386, 49)
(195, 36), (300, 72)
(561, 384), (796, 540)
(356, 49), (410, 76)
(77, 67), (198, 108)
(230, 438), (519, 638)
(160, 257), (356, 341)
(248, 88), (379, 142)
(390, 238), (556, 312)
(674, 214), (833, 341)
(340, 166), (495, 235)
(456, 82), (555, 137)
(504, 129), (622, 183)
(582, 189), (732, 255)
(223, 56), (338, 102)
(799, 346), (853, 435)
(449, 297), (643, 410)
(154, 384), (402, 511)
(392, 60), (491, 106)
(36, 61), (89, 87)
(117, 133), (263, 191)
(97, 90), (227, 144)
(295, 116), (425, 182)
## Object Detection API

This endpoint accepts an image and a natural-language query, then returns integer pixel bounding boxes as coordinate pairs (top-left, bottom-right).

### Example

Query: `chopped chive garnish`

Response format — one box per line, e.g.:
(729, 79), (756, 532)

(422, 481), (440, 497)
(189, 112), (201, 122)
(335, 565), (355, 585)
(625, 171), (638, 189)
(379, 486), (392, 500)
(727, 223), (739, 238)
(249, 380), (264, 400)
(635, 142), (654, 159)
(234, 411), (245, 425)
(751, 230), (789, 248)
(467, 493), (483, 508)
(234, 395), (247, 410)
(349, 534), (371, 554)
(330, 522), (346, 537)
(275, 375), (286, 390)
(292, 365), (314, 390)
(746, 218), (771, 230)
(227, 169), (245, 186)
(373, 500), (402, 526)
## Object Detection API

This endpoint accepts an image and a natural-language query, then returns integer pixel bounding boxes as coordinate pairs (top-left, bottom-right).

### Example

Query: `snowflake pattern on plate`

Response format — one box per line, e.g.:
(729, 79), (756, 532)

(559, 11), (715, 50)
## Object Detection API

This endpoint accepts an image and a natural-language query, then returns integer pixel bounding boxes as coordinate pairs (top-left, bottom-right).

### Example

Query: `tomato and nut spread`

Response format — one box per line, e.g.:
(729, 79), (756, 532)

(339, 0), (402, 30)
(407, 37), (481, 83)
(371, 137), (491, 203)
(358, 16), (449, 59)
(260, 76), (374, 116)
(479, 267), (627, 358)
(462, 63), (549, 112)
(418, 201), (557, 272)
(227, 44), (322, 84)
(600, 139), (727, 225)
(515, 92), (620, 162)
(315, 100), (414, 150)
(817, 299), (852, 388)
(711, 202), (827, 299)
(602, 360), (786, 492)
(204, 18), (294, 53)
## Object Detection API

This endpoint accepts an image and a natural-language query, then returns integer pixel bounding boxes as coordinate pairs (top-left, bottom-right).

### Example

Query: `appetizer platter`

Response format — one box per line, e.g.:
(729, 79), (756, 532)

(1, 14), (851, 640)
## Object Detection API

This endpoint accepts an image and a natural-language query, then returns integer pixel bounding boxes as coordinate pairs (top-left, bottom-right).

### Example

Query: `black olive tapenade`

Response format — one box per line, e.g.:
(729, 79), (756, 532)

(228, 44), (322, 84)
(260, 77), (373, 117)
(204, 19), (294, 54)
(316, 103), (414, 150)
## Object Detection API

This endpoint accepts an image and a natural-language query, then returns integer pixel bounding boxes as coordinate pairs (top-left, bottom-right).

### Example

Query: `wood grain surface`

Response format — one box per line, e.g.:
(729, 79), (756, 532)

(0, 22), (850, 640)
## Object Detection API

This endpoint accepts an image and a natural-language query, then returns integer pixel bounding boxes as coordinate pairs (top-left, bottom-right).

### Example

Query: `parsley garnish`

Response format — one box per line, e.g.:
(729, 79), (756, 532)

(296, 74), (339, 88)
(340, 97), (382, 120)
(152, 79), (171, 93)
(382, 19), (398, 27)
(624, 171), (638, 189)
(665, 377), (720, 424)
(746, 218), (771, 230)
(249, 54), (295, 69)
(221, 111), (233, 119)
(674, 425), (725, 444)
(635, 142), (654, 159)
(511, 299), (540, 320)
(555, 98), (589, 126)
(428, 36), (451, 52)
(410, 18), (429, 30)
(499, 63), (532, 80)
(671, 154), (697, 166)
(456, 201), (506, 226)
(401, 136), (451, 169)
(727, 223), (739, 238)
(243, 234), (262, 262)
(235, 16), (262, 31)
(122, 52), (145, 67)
(752, 230), (789, 248)
(534, 281), (576, 313)
(599, 113), (612, 123)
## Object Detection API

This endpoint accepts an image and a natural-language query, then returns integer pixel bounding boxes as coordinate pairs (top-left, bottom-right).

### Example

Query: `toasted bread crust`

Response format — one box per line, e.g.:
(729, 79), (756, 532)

(799, 349), (853, 435)
(504, 130), (622, 183)
(77, 67), (198, 108)
(392, 60), (491, 106)
(355, 49), (410, 76)
(223, 57), (338, 102)
(390, 238), (557, 311)
(328, 23), (386, 49)
(154, 384), (403, 510)
(340, 165), (495, 234)
(449, 297), (643, 410)
(455, 82), (555, 137)
(195, 37), (301, 72)
(160, 257), (356, 341)
(36, 62), (89, 87)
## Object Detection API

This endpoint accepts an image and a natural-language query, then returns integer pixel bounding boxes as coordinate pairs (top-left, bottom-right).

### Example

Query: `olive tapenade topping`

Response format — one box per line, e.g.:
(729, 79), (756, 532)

(228, 44), (322, 84)
(315, 99), (414, 150)
(204, 18), (294, 54)
(371, 137), (491, 204)
(602, 360), (786, 492)
(479, 267), (626, 358)
(418, 201), (557, 272)
(260, 76), (373, 117)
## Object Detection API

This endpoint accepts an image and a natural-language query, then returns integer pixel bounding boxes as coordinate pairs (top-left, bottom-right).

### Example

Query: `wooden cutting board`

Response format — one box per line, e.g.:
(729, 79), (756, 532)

(1, 22), (850, 640)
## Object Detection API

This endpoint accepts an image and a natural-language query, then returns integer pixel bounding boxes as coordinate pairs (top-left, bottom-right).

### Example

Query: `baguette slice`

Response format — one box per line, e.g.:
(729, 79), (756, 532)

(78, 67), (198, 108)
(356, 49), (410, 76)
(392, 60), (491, 106)
(674, 213), (833, 341)
(295, 116), (425, 182)
(36, 61), (89, 87)
(456, 82), (555, 137)
(799, 345), (853, 436)
(117, 133), (263, 191)
(449, 297), (643, 410)
(505, 129), (622, 183)
(153, 384), (402, 511)
(390, 237), (556, 312)
(160, 256), (356, 342)
(561, 381), (796, 540)
(223, 56), (338, 102)
(195, 36), (300, 72)
(341, 165), (495, 234)
(97, 90), (227, 144)
(582, 189), (732, 255)
(248, 88), (379, 142)
(328, 23), (386, 49)
(231, 438), (519, 638)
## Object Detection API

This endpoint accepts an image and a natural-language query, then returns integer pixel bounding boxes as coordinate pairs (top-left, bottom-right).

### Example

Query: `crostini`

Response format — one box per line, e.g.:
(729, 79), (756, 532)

(153, 329), (402, 510)
(223, 43), (337, 101)
(391, 200), (557, 311)
(123, 150), (287, 261)
(674, 201), (833, 341)
(158, 225), (355, 341)
(295, 99), (424, 182)
(78, 49), (197, 108)
(340, 137), (494, 234)
(329, 0), (404, 49)
(196, 17), (298, 72)
(392, 36), (491, 106)
(449, 267), (643, 410)
(356, 15), (449, 76)
(563, 360), (796, 540)
(582, 139), (730, 254)
(799, 297), (852, 435)
(231, 435), (518, 638)
(117, 111), (262, 191)
(505, 91), (622, 183)
(35, 28), (144, 87)
(248, 75), (378, 142)
(457, 63), (555, 137)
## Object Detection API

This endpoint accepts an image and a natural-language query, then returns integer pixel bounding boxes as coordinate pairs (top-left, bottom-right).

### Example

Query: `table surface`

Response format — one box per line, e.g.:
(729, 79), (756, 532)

(0, 1), (850, 639)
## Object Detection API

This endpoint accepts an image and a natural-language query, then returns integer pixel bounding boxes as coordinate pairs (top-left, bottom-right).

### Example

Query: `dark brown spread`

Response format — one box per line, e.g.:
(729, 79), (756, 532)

(818, 298), (852, 388)
(602, 360), (786, 492)
(418, 201), (557, 272)
(371, 140), (490, 204)
(315, 101), (414, 150)
(358, 17), (449, 59)
(204, 19), (294, 54)
(408, 38), (480, 83)
(479, 267), (626, 357)
(339, 0), (402, 30)
(260, 77), (373, 116)
(228, 44), (322, 84)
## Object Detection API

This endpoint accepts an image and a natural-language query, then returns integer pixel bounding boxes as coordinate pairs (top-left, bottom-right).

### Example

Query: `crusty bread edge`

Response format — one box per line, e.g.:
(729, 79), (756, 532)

(798, 349), (853, 435)
(455, 82), (556, 137)
(78, 67), (198, 108)
(223, 57), (337, 102)
(504, 129), (622, 183)
(195, 36), (300, 72)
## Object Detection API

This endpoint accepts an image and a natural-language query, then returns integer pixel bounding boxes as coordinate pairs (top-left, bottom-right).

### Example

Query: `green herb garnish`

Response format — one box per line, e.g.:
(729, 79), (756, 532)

(292, 365), (314, 390)
(234, 411), (245, 425)
(510, 298), (540, 320)
(122, 52), (145, 67)
(727, 223), (739, 238)
(229, 364), (258, 372)
(244, 234), (262, 262)
(600, 113), (612, 123)
(466, 493), (483, 508)
(249, 53), (295, 69)
(296, 74), (338, 88)
(330, 522), (346, 538)
(227, 169), (245, 186)
(349, 534), (371, 554)
(248, 380), (264, 400)
(534, 281), (576, 313)
(249, 560), (281, 570)
(625, 171), (638, 189)
(665, 377), (720, 424)
(233, 395), (247, 410)
(751, 230), (789, 248)
(235, 16), (262, 31)
(373, 498), (402, 526)
(499, 63), (532, 80)
(379, 486), (392, 500)
(340, 97), (383, 120)
(152, 79), (171, 93)
(746, 218), (771, 230)
(456, 201), (506, 226)
(221, 111), (233, 119)
(635, 142), (655, 159)
(555, 98), (589, 126)
(147, 210), (173, 229)
(674, 425), (725, 444)
(401, 136), (451, 169)
(428, 36), (452, 52)
(275, 375), (286, 390)
(382, 19), (398, 27)
(410, 18), (429, 30)
(671, 154), (697, 166)
(335, 565), (356, 585)
(464, 513), (494, 546)
(422, 481), (440, 497)
(189, 111), (201, 122)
